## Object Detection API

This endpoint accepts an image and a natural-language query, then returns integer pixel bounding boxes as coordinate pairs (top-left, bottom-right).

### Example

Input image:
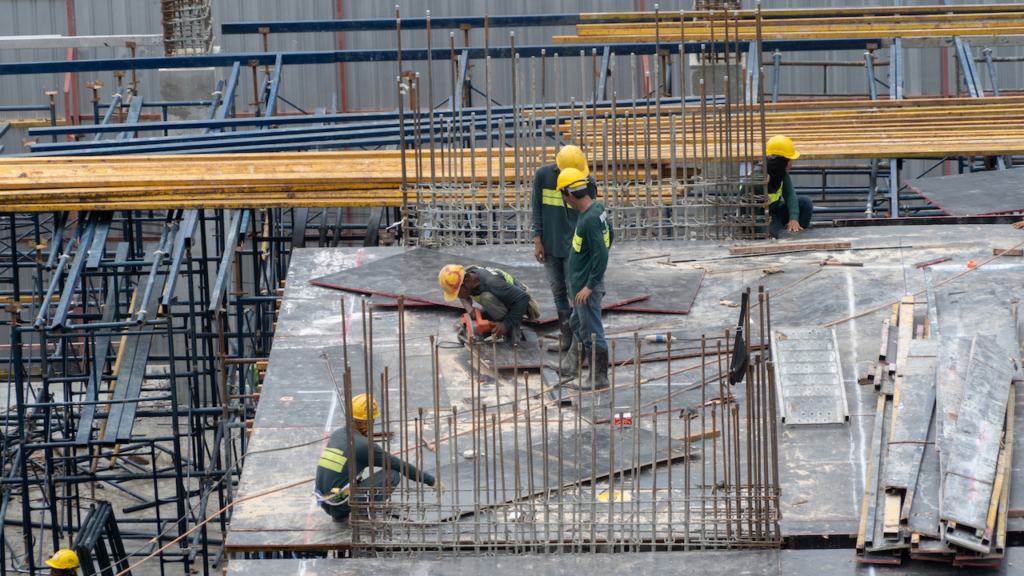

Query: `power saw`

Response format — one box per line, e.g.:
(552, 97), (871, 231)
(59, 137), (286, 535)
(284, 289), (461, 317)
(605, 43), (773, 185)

(458, 308), (497, 344)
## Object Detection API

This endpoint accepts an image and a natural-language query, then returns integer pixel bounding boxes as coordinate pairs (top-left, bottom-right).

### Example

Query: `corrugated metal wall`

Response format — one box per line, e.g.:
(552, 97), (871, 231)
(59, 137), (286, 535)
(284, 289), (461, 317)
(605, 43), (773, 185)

(1, 0), (1021, 158)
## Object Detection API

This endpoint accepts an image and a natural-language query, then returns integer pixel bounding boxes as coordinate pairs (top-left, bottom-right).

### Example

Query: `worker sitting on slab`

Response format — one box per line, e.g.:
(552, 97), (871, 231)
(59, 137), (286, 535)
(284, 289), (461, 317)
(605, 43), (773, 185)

(532, 144), (597, 353)
(438, 264), (541, 342)
(548, 168), (614, 390)
(45, 550), (78, 576)
(745, 135), (814, 239)
(315, 394), (440, 522)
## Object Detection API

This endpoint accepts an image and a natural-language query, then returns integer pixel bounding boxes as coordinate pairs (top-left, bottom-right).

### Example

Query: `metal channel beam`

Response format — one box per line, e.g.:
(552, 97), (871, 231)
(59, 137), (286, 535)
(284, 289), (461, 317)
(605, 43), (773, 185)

(161, 210), (200, 308)
(94, 89), (124, 141)
(26, 115), (563, 157)
(453, 50), (469, 111)
(263, 54), (283, 120)
(206, 62), (241, 134)
(26, 125), (551, 157)
(0, 39), (879, 76)
(597, 46), (611, 101)
(209, 210), (250, 314)
(29, 94), (708, 138)
(115, 97), (145, 140)
(50, 213), (102, 330)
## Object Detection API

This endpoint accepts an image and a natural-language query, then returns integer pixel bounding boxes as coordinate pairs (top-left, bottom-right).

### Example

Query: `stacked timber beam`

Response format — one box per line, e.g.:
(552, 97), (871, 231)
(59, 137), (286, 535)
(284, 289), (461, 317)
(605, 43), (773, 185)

(6, 95), (1024, 211)
(557, 7), (1024, 44)
(563, 97), (1024, 161)
(857, 274), (1019, 566)
(0, 153), (522, 211)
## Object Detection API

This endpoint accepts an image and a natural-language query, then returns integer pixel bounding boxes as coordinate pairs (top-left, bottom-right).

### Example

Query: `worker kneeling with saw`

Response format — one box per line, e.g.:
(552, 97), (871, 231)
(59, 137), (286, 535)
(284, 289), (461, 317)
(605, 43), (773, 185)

(314, 394), (440, 522)
(438, 264), (541, 343)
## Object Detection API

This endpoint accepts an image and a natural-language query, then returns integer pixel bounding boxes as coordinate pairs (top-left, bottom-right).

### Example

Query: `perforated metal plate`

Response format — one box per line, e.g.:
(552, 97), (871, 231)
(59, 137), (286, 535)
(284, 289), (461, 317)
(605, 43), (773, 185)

(771, 326), (850, 425)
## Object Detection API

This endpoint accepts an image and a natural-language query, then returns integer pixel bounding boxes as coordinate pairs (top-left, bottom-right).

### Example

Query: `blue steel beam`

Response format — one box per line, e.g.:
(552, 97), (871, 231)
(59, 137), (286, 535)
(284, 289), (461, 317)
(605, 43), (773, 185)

(771, 50), (780, 103)
(115, 97), (145, 140)
(29, 94), (710, 138)
(0, 122), (9, 139)
(25, 116), (560, 157)
(264, 54), (283, 119)
(0, 39), (878, 76)
(32, 113), (464, 153)
(983, 46), (1000, 97)
(207, 62), (241, 134)
(597, 46), (611, 101)
(453, 50), (469, 111)
(94, 89), (124, 141)
(203, 80), (225, 123)
(29, 126), (555, 157)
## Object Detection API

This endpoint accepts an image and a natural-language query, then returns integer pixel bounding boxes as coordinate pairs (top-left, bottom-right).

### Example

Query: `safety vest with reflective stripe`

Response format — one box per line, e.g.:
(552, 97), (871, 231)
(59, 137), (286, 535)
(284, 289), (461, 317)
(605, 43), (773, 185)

(541, 188), (566, 207)
(572, 211), (612, 252)
(469, 267), (515, 303)
(317, 447), (348, 473)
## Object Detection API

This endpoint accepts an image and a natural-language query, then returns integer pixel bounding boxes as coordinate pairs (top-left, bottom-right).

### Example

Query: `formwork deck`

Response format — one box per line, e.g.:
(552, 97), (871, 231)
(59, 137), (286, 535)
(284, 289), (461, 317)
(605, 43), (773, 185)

(227, 225), (1024, 556)
(226, 547), (1024, 576)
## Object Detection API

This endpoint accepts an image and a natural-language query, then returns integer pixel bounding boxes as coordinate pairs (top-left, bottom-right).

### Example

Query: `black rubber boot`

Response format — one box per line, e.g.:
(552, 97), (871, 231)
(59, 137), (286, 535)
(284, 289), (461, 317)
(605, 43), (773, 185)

(591, 348), (610, 390)
(546, 337), (580, 379)
(547, 310), (573, 353)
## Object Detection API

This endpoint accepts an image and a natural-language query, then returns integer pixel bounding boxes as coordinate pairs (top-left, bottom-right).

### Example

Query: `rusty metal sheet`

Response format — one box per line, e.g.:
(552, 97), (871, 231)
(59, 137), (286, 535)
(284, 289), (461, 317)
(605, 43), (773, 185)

(940, 335), (1014, 532)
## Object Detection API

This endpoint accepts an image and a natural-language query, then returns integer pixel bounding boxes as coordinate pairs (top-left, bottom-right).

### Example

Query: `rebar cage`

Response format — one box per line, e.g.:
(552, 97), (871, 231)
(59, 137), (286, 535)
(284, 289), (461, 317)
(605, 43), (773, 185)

(336, 287), (781, 557)
(401, 10), (771, 247)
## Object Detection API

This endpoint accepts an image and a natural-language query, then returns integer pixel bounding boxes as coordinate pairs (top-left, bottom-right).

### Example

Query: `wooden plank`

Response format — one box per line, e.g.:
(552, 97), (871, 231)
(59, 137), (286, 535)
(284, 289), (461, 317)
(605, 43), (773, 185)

(995, 384), (1015, 554)
(728, 240), (851, 255)
(891, 296), (916, 428)
(878, 318), (890, 361)
(671, 428), (721, 443)
(992, 247), (1023, 256)
(883, 492), (902, 538)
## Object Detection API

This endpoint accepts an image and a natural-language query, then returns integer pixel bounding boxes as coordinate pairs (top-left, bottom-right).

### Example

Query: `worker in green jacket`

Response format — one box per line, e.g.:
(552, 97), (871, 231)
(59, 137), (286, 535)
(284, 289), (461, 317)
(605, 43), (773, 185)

(547, 167), (614, 390)
(745, 135), (814, 238)
(532, 145), (596, 353)
(314, 394), (440, 522)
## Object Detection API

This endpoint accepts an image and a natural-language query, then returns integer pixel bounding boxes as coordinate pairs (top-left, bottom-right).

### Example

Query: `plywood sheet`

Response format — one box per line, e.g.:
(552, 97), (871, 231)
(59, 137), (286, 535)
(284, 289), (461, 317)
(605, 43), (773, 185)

(905, 168), (1024, 217)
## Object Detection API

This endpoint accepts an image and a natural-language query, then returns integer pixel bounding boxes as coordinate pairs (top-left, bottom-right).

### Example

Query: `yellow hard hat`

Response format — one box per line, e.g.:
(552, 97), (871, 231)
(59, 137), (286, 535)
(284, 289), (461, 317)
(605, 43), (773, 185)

(45, 549), (79, 571)
(351, 393), (380, 421)
(557, 167), (589, 197)
(556, 145), (590, 178)
(438, 264), (465, 302)
(765, 135), (799, 160)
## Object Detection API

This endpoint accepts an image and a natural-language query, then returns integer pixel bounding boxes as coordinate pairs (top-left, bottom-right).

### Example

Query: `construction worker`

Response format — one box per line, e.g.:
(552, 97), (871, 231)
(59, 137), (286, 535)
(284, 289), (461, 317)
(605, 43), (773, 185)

(531, 145), (597, 353)
(314, 394), (440, 522)
(747, 135), (814, 239)
(438, 264), (541, 341)
(547, 168), (614, 390)
(44, 549), (79, 575)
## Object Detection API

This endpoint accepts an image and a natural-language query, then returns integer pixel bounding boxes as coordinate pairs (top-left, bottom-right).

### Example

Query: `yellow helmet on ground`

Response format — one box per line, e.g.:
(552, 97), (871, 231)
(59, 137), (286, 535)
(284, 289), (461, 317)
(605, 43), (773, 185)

(557, 167), (589, 197)
(45, 549), (79, 571)
(351, 393), (380, 421)
(438, 264), (465, 302)
(765, 135), (799, 160)
(556, 145), (590, 178)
